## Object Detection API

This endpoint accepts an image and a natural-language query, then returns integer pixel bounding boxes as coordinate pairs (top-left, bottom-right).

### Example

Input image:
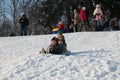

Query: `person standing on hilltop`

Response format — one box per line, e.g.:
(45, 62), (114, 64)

(80, 7), (88, 31)
(19, 14), (29, 36)
(93, 4), (103, 31)
(73, 9), (79, 32)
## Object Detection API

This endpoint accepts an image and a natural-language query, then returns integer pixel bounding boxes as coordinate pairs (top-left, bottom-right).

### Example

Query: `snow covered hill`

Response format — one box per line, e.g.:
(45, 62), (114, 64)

(0, 31), (120, 80)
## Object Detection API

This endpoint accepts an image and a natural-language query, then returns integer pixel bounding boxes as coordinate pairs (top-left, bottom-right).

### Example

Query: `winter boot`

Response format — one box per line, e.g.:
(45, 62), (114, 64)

(39, 48), (46, 54)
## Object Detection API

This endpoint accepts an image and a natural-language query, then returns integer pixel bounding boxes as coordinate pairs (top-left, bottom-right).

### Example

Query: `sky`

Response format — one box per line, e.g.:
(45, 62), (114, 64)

(0, 31), (120, 80)
(0, 0), (12, 21)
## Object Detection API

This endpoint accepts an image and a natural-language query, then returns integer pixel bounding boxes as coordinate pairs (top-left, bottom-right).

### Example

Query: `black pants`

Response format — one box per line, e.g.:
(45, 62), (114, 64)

(73, 24), (78, 32)
(79, 21), (88, 31)
(21, 26), (27, 36)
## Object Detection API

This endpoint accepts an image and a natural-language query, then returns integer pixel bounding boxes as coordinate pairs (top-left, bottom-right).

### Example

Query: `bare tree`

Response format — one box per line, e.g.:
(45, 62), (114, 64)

(7, 0), (36, 35)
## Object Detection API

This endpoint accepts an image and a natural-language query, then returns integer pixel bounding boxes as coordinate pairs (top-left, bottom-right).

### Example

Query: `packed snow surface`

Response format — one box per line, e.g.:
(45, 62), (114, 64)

(0, 32), (120, 80)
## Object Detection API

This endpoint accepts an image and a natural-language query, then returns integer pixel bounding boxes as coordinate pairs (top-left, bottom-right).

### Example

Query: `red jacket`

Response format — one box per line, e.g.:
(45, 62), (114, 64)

(80, 9), (87, 21)
(58, 23), (64, 29)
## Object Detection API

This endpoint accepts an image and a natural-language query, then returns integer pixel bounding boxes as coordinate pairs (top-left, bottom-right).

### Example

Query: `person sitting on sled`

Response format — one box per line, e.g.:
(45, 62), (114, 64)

(40, 36), (67, 55)
(56, 31), (67, 47)
(47, 37), (67, 55)
(45, 37), (63, 54)
(58, 38), (67, 55)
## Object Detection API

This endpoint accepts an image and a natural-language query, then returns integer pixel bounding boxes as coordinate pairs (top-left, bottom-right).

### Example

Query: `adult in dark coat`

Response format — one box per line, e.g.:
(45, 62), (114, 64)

(19, 14), (29, 36)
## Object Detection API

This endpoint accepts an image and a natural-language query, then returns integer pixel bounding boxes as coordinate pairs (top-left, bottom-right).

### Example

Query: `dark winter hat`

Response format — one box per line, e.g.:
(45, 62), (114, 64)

(51, 37), (57, 41)
(22, 14), (26, 17)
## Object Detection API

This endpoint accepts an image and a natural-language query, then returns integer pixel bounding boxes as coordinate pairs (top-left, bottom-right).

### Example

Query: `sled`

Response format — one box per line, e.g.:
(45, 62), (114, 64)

(39, 48), (70, 56)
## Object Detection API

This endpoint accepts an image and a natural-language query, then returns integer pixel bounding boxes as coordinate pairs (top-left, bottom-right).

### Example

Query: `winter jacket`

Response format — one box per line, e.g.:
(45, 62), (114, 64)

(52, 28), (67, 34)
(52, 27), (59, 34)
(58, 23), (64, 29)
(80, 9), (87, 21)
(47, 44), (63, 54)
(60, 44), (67, 52)
(93, 8), (103, 21)
(59, 44), (67, 55)
(19, 17), (29, 26)
(59, 28), (67, 33)
(73, 10), (79, 25)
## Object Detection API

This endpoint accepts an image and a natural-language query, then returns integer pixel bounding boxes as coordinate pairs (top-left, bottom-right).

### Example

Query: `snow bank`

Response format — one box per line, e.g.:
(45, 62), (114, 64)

(0, 31), (120, 80)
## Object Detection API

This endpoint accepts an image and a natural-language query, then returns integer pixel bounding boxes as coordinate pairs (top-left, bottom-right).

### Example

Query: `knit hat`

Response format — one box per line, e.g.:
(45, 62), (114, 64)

(58, 22), (64, 29)
(96, 4), (100, 8)
(51, 37), (57, 41)
(58, 22), (63, 24)
(57, 31), (63, 35)
(74, 9), (78, 13)
(82, 7), (86, 10)
(22, 14), (26, 17)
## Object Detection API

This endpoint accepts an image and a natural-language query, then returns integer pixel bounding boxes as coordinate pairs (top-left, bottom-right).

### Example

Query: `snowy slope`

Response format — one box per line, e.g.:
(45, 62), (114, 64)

(0, 32), (120, 80)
